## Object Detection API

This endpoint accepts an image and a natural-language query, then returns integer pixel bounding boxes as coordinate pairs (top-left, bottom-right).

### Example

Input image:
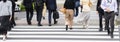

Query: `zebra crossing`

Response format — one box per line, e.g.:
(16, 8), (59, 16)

(0, 26), (119, 42)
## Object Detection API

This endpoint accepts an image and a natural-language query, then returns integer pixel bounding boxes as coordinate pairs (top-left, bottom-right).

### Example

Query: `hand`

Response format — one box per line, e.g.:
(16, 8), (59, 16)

(105, 8), (110, 12)
(9, 16), (12, 21)
(115, 12), (119, 16)
(96, 11), (99, 14)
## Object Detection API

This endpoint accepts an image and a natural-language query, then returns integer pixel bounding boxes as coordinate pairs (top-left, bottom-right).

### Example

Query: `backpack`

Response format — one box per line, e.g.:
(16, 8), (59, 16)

(34, 0), (43, 7)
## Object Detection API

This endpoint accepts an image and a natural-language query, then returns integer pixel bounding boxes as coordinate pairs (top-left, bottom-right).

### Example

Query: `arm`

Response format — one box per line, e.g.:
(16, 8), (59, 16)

(8, 1), (12, 20)
(114, 0), (118, 12)
(100, 0), (106, 10)
(96, 0), (99, 11)
(63, 0), (67, 8)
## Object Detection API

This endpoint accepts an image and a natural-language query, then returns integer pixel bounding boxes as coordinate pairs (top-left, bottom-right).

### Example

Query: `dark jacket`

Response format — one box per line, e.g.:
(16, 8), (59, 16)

(96, 0), (104, 13)
(74, 0), (80, 2)
(23, 0), (33, 8)
(64, 0), (75, 9)
(10, 0), (16, 11)
(117, 0), (119, 13)
(45, 0), (57, 10)
(33, 0), (44, 9)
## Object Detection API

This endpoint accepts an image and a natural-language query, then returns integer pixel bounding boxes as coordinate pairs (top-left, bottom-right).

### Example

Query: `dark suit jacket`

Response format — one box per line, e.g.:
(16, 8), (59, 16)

(23, 0), (33, 8)
(96, 0), (104, 14)
(117, 0), (119, 13)
(10, 0), (16, 11)
(45, 0), (57, 10)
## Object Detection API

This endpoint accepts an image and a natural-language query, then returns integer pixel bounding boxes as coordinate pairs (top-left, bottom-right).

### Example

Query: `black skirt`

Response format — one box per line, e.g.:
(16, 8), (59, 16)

(0, 15), (12, 35)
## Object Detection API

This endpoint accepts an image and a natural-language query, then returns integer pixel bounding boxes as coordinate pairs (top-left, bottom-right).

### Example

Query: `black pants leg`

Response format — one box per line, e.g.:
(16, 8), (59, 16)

(74, 7), (79, 17)
(104, 12), (115, 38)
(110, 12), (115, 38)
(29, 7), (33, 21)
(104, 12), (111, 35)
(48, 10), (52, 25)
(11, 11), (16, 26)
(25, 7), (33, 25)
(36, 7), (43, 25)
(99, 12), (103, 31)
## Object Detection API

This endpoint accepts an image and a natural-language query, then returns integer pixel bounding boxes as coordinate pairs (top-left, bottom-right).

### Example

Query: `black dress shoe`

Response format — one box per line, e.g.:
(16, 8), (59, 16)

(99, 28), (103, 31)
(54, 21), (58, 24)
(110, 32), (114, 38)
(66, 25), (68, 31)
(28, 21), (32, 25)
(70, 28), (73, 30)
(43, 17), (45, 20)
(49, 24), (52, 26)
(108, 31), (111, 35)
(38, 24), (43, 26)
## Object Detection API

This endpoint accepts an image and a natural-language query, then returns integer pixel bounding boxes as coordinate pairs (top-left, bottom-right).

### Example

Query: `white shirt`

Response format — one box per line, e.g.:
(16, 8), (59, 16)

(0, 1), (12, 16)
(101, 0), (118, 12)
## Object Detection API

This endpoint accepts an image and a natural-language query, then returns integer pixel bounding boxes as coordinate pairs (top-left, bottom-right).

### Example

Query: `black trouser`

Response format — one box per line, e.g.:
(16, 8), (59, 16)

(25, 7), (33, 23)
(98, 12), (104, 29)
(48, 10), (56, 25)
(74, 7), (79, 17)
(104, 11), (115, 35)
(35, 6), (43, 24)
(11, 10), (16, 26)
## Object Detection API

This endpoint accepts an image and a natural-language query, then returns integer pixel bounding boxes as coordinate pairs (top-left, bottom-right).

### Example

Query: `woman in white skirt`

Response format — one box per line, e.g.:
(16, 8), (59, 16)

(80, 0), (92, 28)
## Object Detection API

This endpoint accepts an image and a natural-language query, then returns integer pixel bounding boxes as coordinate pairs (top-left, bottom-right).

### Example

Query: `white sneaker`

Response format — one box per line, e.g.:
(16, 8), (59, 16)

(85, 25), (88, 29)
(83, 24), (89, 29)
(3, 35), (7, 41)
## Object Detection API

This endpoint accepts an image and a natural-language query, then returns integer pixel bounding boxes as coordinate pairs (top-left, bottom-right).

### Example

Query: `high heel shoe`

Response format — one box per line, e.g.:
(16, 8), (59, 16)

(70, 28), (73, 30)
(54, 21), (58, 24)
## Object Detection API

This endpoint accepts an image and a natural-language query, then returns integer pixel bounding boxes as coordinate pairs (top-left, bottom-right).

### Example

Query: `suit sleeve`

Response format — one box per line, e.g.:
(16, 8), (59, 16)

(96, 0), (99, 11)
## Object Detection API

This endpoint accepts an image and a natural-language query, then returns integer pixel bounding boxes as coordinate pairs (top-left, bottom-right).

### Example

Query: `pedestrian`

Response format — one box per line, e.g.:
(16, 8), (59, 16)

(64, 0), (75, 31)
(23, 0), (34, 25)
(42, 3), (47, 20)
(45, 0), (58, 26)
(74, 0), (80, 17)
(9, 0), (17, 28)
(80, 0), (92, 29)
(33, 0), (44, 26)
(0, 0), (12, 41)
(96, 0), (104, 31)
(101, 0), (118, 38)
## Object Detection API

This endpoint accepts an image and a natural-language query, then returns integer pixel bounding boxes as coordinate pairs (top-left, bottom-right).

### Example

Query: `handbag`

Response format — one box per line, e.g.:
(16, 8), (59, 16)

(53, 11), (59, 19)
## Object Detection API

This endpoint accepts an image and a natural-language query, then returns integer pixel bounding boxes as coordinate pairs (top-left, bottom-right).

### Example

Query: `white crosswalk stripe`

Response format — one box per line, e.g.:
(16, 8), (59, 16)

(0, 26), (119, 42)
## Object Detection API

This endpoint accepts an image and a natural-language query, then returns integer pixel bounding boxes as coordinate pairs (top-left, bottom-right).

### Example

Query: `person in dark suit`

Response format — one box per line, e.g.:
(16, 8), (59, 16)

(96, 0), (104, 31)
(45, 0), (58, 26)
(23, 0), (34, 25)
(33, 0), (44, 26)
(9, 0), (17, 27)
